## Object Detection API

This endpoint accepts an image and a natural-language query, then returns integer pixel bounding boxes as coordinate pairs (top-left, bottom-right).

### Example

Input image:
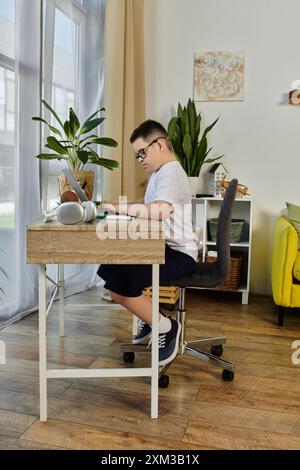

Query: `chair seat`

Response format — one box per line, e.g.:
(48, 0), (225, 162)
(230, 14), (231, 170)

(163, 261), (223, 288)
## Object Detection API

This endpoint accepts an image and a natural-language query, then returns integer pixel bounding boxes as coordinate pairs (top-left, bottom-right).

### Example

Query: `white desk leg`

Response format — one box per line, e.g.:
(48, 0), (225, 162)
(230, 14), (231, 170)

(39, 264), (47, 421)
(151, 264), (159, 419)
(242, 292), (249, 305)
(59, 264), (64, 337)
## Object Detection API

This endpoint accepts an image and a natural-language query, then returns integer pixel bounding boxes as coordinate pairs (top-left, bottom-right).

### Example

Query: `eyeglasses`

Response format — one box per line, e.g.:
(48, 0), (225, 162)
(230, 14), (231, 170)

(135, 136), (169, 162)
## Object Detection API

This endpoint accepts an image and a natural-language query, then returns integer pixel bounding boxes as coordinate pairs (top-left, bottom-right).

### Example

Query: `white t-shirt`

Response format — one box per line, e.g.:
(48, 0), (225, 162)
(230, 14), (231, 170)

(144, 161), (198, 261)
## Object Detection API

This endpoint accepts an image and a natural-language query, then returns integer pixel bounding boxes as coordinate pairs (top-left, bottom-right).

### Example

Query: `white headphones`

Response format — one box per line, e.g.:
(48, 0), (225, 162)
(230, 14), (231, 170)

(44, 201), (97, 225)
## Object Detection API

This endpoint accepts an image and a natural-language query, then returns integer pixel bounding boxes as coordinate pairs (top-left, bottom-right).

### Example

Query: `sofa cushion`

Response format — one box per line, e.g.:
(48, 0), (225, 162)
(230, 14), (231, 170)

(286, 202), (300, 249)
(294, 252), (300, 282)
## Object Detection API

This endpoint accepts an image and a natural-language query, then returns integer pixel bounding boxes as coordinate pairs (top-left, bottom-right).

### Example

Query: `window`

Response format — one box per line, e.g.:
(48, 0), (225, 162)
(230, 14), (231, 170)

(44, 1), (84, 209)
(0, 0), (15, 229)
(52, 7), (77, 121)
(0, 0), (15, 59)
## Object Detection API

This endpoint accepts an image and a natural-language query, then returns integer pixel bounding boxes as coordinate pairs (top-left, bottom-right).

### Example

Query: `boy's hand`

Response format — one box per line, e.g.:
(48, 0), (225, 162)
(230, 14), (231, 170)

(101, 202), (117, 214)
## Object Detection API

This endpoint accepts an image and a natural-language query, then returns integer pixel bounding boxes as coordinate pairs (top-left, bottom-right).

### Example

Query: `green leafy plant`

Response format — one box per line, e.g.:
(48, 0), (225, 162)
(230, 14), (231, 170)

(167, 98), (223, 177)
(32, 100), (119, 171)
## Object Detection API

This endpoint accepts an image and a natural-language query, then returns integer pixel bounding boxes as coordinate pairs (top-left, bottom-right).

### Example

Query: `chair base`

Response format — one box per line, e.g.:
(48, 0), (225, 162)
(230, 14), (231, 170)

(120, 334), (235, 380)
(185, 343), (234, 372)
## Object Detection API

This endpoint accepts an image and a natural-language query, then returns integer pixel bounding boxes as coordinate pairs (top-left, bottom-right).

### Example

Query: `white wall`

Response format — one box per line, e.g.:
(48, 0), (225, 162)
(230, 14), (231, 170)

(143, 0), (300, 295)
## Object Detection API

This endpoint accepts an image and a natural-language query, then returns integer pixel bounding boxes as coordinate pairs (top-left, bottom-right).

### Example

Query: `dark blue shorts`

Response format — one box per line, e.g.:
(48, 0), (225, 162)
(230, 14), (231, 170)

(97, 244), (196, 297)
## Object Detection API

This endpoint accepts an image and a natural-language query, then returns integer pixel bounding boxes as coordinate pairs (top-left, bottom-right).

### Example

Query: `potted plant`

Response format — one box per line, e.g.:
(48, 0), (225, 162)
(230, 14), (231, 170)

(32, 100), (119, 201)
(167, 99), (223, 195)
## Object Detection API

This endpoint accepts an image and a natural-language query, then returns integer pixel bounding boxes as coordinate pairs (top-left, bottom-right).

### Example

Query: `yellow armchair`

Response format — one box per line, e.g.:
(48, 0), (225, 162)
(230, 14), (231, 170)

(272, 215), (300, 325)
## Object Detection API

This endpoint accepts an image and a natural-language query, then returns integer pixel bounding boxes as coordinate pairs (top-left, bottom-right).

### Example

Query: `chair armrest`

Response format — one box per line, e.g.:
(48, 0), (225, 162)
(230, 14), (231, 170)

(272, 215), (298, 306)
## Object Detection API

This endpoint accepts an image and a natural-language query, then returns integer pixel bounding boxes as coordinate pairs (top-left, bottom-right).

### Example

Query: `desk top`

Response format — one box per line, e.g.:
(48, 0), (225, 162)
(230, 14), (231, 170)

(27, 217), (162, 232)
(26, 217), (165, 264)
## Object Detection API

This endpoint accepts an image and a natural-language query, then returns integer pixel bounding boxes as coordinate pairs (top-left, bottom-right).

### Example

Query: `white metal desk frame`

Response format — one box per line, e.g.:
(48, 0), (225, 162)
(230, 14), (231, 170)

(38, 259), (160, 421)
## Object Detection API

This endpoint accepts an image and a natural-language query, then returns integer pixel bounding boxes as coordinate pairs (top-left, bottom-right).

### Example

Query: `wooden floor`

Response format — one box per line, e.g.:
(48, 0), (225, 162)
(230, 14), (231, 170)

(0, 287), (300, 450)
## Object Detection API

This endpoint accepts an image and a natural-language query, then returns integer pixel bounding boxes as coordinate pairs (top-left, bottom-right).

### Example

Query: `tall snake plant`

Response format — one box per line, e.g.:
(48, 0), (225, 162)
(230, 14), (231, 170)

(167, 99), (223, 177)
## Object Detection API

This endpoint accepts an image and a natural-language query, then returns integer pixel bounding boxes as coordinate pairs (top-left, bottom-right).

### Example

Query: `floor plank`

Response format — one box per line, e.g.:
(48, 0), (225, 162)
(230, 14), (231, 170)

(0, 434), (65, 450)
(196, 383), (300, 414)
(183, 419), (300, 450)
(21, 418), (213, 450)
(0, 409), (37, 439)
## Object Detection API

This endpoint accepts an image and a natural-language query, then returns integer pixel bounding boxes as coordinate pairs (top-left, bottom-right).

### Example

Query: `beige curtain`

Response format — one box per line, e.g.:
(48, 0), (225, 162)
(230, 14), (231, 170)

(103, 0), (147, 201)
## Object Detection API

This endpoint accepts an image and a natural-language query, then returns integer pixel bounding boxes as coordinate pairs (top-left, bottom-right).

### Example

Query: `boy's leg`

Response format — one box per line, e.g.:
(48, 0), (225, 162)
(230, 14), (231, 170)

(109, 291), (153, 324)
(109, 291), (155, 343)
(109, 290), (180, 367)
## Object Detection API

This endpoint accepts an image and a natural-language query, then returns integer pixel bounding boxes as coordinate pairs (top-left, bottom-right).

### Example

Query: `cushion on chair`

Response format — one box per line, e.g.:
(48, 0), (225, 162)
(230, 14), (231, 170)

(293, 252), (300, 282)
(286, 202), (300, 249)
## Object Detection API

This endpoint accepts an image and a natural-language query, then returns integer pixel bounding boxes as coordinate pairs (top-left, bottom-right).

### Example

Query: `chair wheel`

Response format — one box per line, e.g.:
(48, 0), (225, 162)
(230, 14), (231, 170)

(159, 374), (169, 388)
(123, 352), (135, 363)
(222, 369), (234, 381)
(210, 345), (223, 357)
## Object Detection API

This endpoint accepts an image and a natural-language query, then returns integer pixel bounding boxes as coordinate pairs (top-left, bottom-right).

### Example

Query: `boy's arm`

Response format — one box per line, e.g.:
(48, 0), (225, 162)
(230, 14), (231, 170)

(132, 197), (145, 204)
(123, 201), (173, 220)
(101, 200), (173, 220)
(103, 197), (144, 205)
(101, 197), (144, 214)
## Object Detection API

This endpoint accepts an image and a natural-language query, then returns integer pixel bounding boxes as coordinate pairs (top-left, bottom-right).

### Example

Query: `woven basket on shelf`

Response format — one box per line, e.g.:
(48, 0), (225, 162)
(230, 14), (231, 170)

(206, 252), (243, 290)
(208, 218), (245, 243)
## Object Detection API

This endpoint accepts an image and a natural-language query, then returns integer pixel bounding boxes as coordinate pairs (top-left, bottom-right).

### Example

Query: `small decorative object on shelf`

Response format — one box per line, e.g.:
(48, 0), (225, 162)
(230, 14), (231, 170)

(208, 163), (228, 197)
(289, 80), (300, 105)
(220, 179), (249, 198)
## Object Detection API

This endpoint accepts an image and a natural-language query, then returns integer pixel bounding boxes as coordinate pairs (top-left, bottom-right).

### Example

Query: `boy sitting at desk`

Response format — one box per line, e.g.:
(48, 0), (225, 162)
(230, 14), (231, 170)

(98, 120), (197, 366)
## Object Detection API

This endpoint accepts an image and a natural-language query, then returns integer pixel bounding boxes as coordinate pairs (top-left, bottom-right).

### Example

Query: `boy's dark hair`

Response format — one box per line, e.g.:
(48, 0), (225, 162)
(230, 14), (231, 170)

(130, 119), (168, 144)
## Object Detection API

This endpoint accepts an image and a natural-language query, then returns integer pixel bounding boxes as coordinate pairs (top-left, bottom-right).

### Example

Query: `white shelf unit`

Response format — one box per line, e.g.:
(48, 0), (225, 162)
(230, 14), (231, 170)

(192, 196), (253, 305)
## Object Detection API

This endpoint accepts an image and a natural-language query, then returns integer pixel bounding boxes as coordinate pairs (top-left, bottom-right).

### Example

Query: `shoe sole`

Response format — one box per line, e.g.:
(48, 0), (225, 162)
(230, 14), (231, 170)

(158, 322), (181, 367)
(132, 332), (152, 344)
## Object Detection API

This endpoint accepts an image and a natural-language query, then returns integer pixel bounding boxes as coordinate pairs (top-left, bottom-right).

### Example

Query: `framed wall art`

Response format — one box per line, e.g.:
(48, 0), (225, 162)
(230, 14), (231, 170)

(194, 51), (245, 102)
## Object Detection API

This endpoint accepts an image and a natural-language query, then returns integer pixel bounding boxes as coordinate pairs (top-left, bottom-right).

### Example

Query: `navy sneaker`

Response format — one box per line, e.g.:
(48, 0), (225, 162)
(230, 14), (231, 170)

(158, 318), (181, 366)
(132, 320), (152, 344)
(132, 310), (166, 344)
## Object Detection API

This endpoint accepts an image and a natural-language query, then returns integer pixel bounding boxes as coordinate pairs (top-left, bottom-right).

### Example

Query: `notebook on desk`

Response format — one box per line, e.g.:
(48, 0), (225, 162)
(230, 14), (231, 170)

(96, 211), (135, 220)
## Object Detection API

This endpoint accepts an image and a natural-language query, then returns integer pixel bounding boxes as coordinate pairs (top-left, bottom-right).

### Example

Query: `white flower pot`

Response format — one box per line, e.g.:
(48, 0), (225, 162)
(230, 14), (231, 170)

(189, 175), (206, 197)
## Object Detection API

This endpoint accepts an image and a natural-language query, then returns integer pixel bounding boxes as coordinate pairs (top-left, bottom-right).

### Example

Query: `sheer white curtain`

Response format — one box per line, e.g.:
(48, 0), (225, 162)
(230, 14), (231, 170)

(0, 0), (41, 327)
(0, 0), (105, 327)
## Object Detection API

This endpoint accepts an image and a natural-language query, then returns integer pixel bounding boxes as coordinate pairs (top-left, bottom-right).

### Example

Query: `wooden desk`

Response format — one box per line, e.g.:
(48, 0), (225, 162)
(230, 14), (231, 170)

(26, 217), (165, 421)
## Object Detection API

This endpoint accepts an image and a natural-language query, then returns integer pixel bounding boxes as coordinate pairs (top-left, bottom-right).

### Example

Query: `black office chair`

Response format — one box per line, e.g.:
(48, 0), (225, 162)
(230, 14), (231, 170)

(122, 179), (238, 388)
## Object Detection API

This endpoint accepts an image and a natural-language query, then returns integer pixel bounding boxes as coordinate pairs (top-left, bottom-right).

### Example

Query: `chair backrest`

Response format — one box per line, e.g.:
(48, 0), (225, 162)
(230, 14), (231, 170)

(162, 178), (238, 288)
(215, 178), (238, 281)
